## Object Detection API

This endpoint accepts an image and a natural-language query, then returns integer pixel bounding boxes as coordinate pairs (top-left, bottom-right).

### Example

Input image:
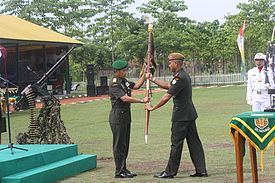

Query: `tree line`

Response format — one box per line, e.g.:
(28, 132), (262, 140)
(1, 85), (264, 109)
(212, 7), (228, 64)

(1, 0), (274, 81)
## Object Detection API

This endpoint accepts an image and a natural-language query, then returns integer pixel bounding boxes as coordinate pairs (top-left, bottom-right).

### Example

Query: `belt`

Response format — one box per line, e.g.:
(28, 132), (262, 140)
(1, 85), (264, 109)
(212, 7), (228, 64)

(252, 90), (268, 95)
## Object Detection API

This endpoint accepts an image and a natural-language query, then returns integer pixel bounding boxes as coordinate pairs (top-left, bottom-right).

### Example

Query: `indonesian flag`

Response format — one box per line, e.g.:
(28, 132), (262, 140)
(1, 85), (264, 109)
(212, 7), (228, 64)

(0, 45), (8, 77)
(0, 45), (7, 63)
(237, 21), (246, 74)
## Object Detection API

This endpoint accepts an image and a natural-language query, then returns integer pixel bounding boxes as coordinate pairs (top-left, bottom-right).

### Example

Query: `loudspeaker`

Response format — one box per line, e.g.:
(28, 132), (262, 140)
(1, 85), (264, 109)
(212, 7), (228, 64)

(96, 86), (109, 95)
(86, 64), (95, 85)
(100, 76), (108, 86)
(87, 84), (96, 97)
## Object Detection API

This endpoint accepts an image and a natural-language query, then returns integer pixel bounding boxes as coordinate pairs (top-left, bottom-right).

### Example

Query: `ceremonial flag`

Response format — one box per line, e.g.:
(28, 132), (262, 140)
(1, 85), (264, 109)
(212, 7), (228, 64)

(0, 45), (7, 63)
(237, 21), (246, 75)
(0, 45), (8, 77)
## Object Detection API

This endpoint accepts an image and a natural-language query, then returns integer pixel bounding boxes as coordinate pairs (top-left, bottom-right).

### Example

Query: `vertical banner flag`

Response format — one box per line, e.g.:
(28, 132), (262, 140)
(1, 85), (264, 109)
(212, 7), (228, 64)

(0, 45), (8, 77)
(0, 45), (7, 63)
(237, 21), (246, 76)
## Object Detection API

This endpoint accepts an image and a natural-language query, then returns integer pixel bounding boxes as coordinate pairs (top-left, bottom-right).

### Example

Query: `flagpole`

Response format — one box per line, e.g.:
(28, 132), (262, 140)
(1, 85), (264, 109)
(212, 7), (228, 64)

(271, 26), (275, 42)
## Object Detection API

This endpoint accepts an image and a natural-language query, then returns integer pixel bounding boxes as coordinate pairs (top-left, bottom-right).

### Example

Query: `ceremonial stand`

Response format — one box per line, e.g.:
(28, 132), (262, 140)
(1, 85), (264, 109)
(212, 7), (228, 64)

(0, 76), (28, 154)
(232, 130), (258, 183)
(230, 112), (275, 183)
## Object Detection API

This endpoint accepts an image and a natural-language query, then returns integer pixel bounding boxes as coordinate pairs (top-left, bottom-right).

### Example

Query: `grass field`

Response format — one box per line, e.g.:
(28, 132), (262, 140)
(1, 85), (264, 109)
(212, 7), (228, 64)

(1, 85), (274, 183)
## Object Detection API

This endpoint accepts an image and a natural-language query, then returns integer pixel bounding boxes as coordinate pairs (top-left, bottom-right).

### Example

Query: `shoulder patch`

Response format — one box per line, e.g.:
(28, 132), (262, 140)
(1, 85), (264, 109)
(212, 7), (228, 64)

(172, 79), (177, 85)
(171, 76), (180, 85)
(111, 77), (119, 86)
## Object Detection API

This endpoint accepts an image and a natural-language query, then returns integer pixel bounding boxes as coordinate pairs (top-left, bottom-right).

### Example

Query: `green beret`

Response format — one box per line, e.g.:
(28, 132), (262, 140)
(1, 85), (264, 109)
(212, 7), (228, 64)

(168, 53), (185, 61)
(112, 59), (128, 70)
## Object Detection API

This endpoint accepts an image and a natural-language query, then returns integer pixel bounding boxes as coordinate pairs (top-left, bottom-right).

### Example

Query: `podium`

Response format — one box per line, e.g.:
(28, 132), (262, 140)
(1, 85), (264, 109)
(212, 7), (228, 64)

(229, 112), (275, 183)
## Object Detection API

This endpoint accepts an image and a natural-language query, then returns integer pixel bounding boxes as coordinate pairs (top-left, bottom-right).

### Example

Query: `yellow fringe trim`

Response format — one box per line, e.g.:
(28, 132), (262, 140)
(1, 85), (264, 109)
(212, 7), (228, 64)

(229, 124), (275, 171)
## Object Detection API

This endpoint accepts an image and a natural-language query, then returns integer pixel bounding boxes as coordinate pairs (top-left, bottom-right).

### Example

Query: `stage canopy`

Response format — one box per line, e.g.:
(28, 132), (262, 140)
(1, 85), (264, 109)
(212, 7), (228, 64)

(0, 15), (83, 94)
(0, 15), (83, 46)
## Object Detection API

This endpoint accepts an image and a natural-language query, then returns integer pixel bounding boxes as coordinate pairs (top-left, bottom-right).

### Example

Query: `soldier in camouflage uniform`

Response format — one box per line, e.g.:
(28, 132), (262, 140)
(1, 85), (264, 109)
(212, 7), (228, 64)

(109, 59), (148, 178)
(146, 53), (208, 179)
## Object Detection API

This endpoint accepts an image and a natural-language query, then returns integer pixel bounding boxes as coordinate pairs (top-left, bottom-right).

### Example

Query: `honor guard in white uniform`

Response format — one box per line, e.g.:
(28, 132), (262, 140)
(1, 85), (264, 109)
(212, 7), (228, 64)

(269, 57), (275, 76)
(246, 53), (275, 111)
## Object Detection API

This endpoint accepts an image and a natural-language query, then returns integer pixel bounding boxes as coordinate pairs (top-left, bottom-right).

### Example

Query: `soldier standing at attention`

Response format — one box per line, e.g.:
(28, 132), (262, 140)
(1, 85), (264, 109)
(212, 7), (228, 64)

(246, 52), (275, 111)
(109, 59), (148, 178)
(145, 53), (207, 179)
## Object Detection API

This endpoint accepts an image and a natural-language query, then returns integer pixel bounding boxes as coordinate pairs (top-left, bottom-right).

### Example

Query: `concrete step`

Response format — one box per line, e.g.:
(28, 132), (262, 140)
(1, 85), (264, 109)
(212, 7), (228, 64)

(0, 144), (78, 178)
(2, 154), (97, 183)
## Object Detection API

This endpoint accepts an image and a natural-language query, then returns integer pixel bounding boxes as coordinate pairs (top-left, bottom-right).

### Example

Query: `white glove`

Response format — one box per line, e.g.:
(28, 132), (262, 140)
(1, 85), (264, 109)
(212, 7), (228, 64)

(247, 100), (252, 105)
(265, 83), (270, 89)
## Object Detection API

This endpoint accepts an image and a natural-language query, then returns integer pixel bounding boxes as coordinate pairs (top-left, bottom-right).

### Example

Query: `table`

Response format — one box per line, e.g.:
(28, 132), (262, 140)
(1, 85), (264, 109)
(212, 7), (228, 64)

(229, 112), (275, 183)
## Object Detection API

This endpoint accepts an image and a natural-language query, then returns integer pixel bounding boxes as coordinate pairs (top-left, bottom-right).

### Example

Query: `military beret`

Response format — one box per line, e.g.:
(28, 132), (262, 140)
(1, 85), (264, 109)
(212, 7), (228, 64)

(112, 59), (128, 70)
(168, 53), (185, 61)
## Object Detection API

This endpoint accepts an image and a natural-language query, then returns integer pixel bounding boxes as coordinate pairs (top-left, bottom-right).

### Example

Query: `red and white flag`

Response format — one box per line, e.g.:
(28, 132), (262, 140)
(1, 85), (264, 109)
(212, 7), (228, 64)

(0, 45), (7, 63)
(237, 21), (246, 74)
(0, 45), (8, 77)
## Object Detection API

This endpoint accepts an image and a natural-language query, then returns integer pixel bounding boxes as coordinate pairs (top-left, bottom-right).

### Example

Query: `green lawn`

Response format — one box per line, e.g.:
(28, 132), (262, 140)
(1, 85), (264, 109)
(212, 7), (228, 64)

(2, 85), (274, 183)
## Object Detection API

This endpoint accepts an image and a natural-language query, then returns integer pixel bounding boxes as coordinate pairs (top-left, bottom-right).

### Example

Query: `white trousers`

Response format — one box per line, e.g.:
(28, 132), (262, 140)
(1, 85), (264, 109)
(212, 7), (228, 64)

(252, 98), (270, 111)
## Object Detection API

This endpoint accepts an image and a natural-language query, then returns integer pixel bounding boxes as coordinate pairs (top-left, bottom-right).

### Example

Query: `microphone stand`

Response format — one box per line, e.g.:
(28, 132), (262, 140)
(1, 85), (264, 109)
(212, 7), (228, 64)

(0, 76), (28, 154)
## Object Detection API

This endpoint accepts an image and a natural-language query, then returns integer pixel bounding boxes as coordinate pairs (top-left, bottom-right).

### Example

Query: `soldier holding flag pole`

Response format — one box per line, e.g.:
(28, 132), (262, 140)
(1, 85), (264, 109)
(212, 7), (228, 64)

(108, 59), (148, 179)
(145, 52), (207, 179)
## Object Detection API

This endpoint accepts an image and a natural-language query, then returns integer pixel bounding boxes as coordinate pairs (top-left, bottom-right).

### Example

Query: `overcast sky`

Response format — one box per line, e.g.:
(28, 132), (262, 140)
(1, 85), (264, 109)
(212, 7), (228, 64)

(130, 0), (248, 23)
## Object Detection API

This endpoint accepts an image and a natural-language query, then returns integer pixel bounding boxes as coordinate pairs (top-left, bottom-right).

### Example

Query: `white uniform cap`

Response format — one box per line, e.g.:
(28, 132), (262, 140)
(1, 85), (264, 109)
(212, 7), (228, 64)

(254, 52), (266, 61)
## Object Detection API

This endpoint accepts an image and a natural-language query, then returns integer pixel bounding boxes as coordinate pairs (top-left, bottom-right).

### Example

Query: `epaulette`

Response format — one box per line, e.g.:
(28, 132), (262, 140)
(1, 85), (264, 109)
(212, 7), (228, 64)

(110, 77), (122, 86)
(171, 72), (182, 85)
(173, 72), (180, 80)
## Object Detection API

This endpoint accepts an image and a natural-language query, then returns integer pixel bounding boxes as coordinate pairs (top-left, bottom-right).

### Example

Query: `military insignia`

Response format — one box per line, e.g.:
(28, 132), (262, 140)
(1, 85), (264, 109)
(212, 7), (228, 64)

(172, 79), (177, 85)
(171, 77), (179, 85)
(111, 78), (118, 86)
(125, 81), (130, 88)
(254, 118), (268, 129)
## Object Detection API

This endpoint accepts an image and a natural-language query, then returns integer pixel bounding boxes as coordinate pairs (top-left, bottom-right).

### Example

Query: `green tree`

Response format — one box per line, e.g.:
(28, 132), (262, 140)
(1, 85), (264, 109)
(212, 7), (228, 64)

(237, 0), (275, 54)
(0, 0), (97, 39)
(0, 0), (32, 19)
(224, 0), (275, 71)
(138, 0), (188, 29)
(87, 0), (136, 63)
(137, 0), (193, 68)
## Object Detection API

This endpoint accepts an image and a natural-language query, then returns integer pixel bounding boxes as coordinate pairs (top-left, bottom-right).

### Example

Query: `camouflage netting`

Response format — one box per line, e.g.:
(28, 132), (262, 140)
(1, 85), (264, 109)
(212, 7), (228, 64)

(16, 95), (72, 144)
